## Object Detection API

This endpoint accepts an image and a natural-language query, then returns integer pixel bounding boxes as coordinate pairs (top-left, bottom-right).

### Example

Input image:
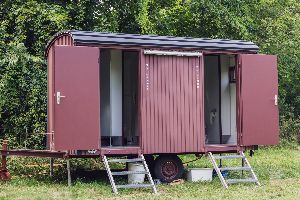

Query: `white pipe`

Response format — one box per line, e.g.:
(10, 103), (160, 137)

(144, 49), (202, 57)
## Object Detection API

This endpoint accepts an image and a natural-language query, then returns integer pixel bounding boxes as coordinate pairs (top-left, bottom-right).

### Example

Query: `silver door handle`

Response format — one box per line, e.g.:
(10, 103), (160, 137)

(56, 92), (66, 104)
(274, 95), (278, 106)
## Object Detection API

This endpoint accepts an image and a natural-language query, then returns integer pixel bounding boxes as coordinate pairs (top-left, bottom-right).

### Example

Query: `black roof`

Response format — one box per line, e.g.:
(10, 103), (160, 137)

(46, 30), (259, 54)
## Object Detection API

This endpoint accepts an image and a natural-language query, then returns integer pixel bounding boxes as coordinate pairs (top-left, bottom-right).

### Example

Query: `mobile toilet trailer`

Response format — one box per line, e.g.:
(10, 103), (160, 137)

(0, 30), (279, 193)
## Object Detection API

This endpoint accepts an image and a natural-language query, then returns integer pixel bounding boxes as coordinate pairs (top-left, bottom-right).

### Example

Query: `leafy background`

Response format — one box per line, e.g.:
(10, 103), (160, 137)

(0, 0), (299, 148)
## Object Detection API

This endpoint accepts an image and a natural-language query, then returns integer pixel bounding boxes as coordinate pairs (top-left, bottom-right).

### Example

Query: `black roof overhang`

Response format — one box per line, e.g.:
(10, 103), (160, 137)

(45, 30), (259, 56)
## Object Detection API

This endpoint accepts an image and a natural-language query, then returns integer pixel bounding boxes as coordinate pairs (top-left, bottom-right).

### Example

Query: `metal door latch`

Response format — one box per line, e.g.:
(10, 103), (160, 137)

(56, 91), (66, 104)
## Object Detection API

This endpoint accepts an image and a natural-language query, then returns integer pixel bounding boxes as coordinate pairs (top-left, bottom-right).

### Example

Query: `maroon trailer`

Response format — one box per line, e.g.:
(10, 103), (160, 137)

(0, 30), (279, 194)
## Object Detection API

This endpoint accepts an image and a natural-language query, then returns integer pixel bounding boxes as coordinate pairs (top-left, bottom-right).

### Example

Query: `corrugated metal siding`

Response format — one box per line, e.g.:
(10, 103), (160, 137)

(236, 56), (242, 147)
(140, 53), (205, 154)
(47, 35), (73, 150)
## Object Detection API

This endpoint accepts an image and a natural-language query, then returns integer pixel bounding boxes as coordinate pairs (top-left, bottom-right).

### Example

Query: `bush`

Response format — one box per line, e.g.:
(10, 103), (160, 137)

(280, 116), (300, 144)
(0, 43), (47, 149)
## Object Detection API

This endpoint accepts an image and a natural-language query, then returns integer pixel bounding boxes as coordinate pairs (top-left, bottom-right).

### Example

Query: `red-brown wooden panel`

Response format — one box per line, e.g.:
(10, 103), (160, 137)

(239, 54), (279, 145)
(54, 46), (100, 150)
(47, 35), (73, 150)
(140, 52), (204, 154)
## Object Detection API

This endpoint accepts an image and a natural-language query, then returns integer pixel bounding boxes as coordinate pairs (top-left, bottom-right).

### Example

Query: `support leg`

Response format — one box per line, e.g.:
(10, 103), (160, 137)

(242, 156), (245, 176)
(0, 140), (11, 181)
(50, 158), (54, 177)
(66, 159), (71, 186)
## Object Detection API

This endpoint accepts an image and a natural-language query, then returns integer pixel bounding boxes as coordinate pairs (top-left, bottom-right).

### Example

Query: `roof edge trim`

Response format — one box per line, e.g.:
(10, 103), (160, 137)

(45, 30), (259, 57)
(45, 30), (73, 57)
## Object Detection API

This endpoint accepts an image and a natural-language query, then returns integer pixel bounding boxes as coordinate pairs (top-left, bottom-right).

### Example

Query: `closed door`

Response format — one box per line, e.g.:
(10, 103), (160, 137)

(140, 50), (205, 154)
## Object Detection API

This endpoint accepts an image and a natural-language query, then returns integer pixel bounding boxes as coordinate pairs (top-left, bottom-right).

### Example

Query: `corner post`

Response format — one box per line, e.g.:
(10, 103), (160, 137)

(0, 140), (11, 180)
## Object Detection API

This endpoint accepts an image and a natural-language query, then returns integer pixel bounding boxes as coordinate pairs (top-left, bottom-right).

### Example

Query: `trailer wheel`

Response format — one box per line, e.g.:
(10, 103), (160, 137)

(144, 155), (155, 173)
(153, 155), (184, 183)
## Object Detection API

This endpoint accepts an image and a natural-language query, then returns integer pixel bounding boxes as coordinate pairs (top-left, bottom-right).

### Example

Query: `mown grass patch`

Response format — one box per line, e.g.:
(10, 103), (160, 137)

(0, 145), (299, 200)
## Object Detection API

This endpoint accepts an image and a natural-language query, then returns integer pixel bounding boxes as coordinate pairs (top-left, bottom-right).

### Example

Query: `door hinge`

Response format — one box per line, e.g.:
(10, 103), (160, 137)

(274, 95), (278, 106)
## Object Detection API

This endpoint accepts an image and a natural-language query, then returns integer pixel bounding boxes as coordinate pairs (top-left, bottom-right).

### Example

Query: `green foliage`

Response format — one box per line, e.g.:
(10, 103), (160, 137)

(0, 0), (299, 147)
(1, 0), (69, 56)
(280, 116), (300, 143)
(0, 43), (47, 148)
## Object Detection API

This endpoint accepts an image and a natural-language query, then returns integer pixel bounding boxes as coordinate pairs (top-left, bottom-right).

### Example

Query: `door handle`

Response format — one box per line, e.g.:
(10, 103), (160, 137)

(56, 91), (66, 104)
(274, 95), (278, 106)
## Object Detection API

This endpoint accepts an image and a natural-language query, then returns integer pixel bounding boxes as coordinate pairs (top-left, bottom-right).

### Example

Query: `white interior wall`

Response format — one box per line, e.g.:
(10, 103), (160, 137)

(220, 56), (231, 135)
(230, 84), (236, 140)
(110, 50), (122, 136)
(220, 55), (237, 144)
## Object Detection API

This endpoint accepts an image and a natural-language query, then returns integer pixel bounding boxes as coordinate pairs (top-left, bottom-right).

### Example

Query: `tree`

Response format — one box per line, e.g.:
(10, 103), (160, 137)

(0, 43), (47, 148)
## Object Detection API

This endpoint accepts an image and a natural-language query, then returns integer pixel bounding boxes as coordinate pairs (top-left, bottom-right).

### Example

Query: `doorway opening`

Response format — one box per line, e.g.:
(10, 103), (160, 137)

(100, 49), (139, 147)
(204, 54), (237, 145)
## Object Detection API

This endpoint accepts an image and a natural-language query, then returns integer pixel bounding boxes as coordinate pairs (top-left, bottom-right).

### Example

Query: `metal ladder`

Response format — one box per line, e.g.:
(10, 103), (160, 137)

(102, 154), (158, 195)
(208, 151), (260, 188)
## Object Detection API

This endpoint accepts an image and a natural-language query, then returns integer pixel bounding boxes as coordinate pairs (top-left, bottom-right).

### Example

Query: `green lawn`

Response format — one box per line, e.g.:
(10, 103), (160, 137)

(0, 145), (299, 200)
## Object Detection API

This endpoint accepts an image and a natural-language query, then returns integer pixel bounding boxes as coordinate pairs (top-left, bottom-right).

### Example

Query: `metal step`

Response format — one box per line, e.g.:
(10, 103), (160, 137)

(219, 167), (251, 171)
(116, 184), (154, 189)
(111, 171), (148, 175)
(214, 155), (245, 159)
(108, 158), (144, 163)
(103, 154), (158, 195)
(208, 151), (260, 188)
(226, 178), (258, 184)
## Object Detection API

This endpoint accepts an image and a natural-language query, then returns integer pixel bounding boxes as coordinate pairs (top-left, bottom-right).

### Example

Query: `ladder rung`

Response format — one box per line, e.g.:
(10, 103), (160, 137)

(116, 184), (154, 189)
(219, 167), (251, 171)
(213, 155), (245, 159)
(108, 158), (144, 163)
(226, 178), (258, 184)
(111, 171), (148, 175)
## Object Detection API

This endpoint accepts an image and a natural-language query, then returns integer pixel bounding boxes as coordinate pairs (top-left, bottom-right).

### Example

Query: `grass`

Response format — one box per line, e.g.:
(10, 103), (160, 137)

(0, 145), (299, 200)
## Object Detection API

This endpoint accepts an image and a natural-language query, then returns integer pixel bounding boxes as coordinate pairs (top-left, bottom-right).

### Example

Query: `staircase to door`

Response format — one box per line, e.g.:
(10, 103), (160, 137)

(208, 151), (260, 188)
(102, 154), (158, 195)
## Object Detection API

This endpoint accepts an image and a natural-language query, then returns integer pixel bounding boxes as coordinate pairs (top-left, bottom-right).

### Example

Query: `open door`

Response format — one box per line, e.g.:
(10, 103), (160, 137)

(238, 54), (279, 146)
(54, 46), (100, 150)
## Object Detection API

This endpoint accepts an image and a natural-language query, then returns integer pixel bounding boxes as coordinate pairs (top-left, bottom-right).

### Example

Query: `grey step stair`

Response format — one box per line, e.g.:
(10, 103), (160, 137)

(219, 167), (251, 171)
(226, 178), (258, 184)
(208, 151), (260, 188)
(103, 154), (158, 195)
(116, 184), (154, 189)
(108, 158), (144, 163)
(111, 171), (148, 175)
(214, 155), (245, 159)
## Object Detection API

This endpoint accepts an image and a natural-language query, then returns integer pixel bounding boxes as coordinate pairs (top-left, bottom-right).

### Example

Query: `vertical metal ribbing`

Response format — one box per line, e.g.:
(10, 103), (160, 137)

(141, 53), (203, 154)
(47, 34), (73, 151)
(199, 55), (205, 151)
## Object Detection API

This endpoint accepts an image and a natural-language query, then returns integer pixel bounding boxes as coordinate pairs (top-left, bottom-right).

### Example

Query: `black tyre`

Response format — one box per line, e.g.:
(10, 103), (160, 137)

(153, 155), (184, 183)
(144, 155), (155, 174)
